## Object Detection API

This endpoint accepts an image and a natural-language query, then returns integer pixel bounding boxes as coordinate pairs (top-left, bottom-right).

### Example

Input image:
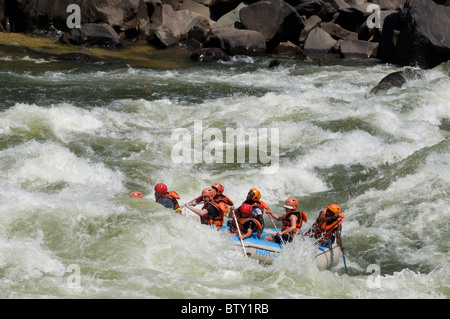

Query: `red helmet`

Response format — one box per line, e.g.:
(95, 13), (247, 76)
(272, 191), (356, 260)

(154, 183), (168, 195)
(284, 198), (298, 211)
(211, 183), (224, 195)
(202, 188), (216, 202)
(240, 203), (252, 216)
(130, 191), (143, 198)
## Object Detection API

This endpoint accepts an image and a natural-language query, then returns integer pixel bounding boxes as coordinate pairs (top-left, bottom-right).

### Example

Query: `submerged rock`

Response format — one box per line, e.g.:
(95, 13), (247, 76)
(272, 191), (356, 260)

(370, 67), (422, 94)
(190, 47), (230, 62)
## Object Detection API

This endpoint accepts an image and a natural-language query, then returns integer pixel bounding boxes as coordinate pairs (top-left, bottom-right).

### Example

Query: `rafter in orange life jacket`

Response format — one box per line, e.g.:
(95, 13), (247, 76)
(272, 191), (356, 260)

(230, 215), (263, 234)
(201, 200), (229, 230)
(309, 208), (344, 245)
(158, 191), (181, 214)
(281, 210), (307, 237)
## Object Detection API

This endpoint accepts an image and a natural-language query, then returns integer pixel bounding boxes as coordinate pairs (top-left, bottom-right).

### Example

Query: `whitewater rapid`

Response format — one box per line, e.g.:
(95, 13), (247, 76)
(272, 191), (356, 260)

(0, 53), (448, 298)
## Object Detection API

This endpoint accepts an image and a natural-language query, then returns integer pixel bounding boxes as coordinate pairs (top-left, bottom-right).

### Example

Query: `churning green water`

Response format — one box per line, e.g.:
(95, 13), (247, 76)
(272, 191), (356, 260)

(0, 34), (449, 299)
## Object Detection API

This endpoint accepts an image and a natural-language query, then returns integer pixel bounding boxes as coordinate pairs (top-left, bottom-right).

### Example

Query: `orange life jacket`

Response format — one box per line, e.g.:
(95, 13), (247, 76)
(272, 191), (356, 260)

(281, 211), (307, 236)
(234, 217), (262, 234)
(216, 193), (234, 206)
(161, 191), (181, 214)
(310, 208), (344, 244)
(202, 200), (228, 230)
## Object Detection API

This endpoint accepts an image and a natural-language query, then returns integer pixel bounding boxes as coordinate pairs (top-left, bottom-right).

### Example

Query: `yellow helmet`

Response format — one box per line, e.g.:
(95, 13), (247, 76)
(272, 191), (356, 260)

(327, 204), (341, 215)
(249, 188), (261, 201)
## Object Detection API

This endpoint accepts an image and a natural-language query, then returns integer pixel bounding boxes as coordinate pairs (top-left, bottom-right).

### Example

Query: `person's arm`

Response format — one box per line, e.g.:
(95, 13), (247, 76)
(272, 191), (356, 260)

(185, 202), (208, 216)
(266, 210), (282, 221)
(191, 195), (203, 206)
(240, 227), (253, 240)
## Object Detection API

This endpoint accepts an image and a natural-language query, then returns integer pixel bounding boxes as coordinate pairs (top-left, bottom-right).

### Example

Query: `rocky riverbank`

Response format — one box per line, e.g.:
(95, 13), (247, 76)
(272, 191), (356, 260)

(1, 0), (450, 68)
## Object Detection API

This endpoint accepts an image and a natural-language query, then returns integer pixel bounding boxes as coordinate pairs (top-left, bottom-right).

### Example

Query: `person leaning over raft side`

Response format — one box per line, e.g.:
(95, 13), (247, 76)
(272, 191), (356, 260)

(228, 203), (262, 240)
(243, 188), (269, 238)
(307, 204), (345, 251)
(154, 183), (182, 214)
(264, 198), (307, 244)
(190, 183), (234, 214)
(185, 188), (229, 230)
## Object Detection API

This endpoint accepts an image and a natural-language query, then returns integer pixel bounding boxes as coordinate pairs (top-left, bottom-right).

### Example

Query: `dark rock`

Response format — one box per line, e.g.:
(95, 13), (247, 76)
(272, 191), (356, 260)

(71, 23), (121, 47)
(334, 3), (373, 33)
(209, 0), (242, 19)
(340, 39), (378, 58)
(268, 59), (281, 67)
(298, 15), (322, 42)
(320, 22), (358, 40)
(207, 26), (266, 55)
(239, 0), (304, 49)
(4, 0), (150, 36)
(378, 0), (450, 69)
(293, 0), (337, 21)
(190, 47), (230, 62)
(272, 41), (303, 55)
(179, 38), (203, 50)
(214, 3), (247, 28)
(370, 0), (406, 11)
(184, 15), (211, 42)
(148, 5), (205, 47)
(370, 67), (422, 93)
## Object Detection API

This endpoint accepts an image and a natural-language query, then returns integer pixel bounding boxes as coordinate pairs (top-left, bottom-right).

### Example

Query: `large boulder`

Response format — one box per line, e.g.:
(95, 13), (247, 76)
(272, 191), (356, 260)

(320, 22), (358, 40)
(239, 0), (304, 49)
(379, 0), (450, 69)
(334, 3), (374, 33)
(207, 26), (266, 55)
(148, 5), (208, 47)
(340, 39), (378, 58)
(71, 23), (121, 46)
(293, 0), (337, 21)
(214, 2), (247, 28)
(303, 27), (337, 53)
(209, 0), (242, 19)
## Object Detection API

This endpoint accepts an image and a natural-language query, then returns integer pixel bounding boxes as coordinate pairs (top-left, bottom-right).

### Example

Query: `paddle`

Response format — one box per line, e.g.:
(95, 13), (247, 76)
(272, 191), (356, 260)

(267, 211), (286, 247)
(232, 209), (248, 258)
(339, 226), (348, 275)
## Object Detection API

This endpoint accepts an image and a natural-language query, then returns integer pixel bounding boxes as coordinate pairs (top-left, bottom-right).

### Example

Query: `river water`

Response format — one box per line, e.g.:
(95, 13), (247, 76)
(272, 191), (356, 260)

(0, 34), (449, 299)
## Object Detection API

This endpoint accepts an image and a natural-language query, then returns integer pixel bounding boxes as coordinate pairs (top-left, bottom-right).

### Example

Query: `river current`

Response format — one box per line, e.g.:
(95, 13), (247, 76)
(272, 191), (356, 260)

(0, 35), (449, 299)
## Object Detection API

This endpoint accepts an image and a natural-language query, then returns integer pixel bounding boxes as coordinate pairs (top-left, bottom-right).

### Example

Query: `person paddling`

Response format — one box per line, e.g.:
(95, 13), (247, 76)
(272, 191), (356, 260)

(243, 188), (269, 238)
(229, 203), (262, 240)
(154, 183), (182, 214)
(307, 204), (345, 251)
(185, 188), (229, 230)
(264, 198), (307, 244)
(189, 183), (234, 214)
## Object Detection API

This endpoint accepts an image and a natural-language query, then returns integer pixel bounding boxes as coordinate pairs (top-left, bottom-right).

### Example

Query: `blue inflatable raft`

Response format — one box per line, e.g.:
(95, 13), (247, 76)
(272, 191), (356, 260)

(226, 227), (341, 269)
